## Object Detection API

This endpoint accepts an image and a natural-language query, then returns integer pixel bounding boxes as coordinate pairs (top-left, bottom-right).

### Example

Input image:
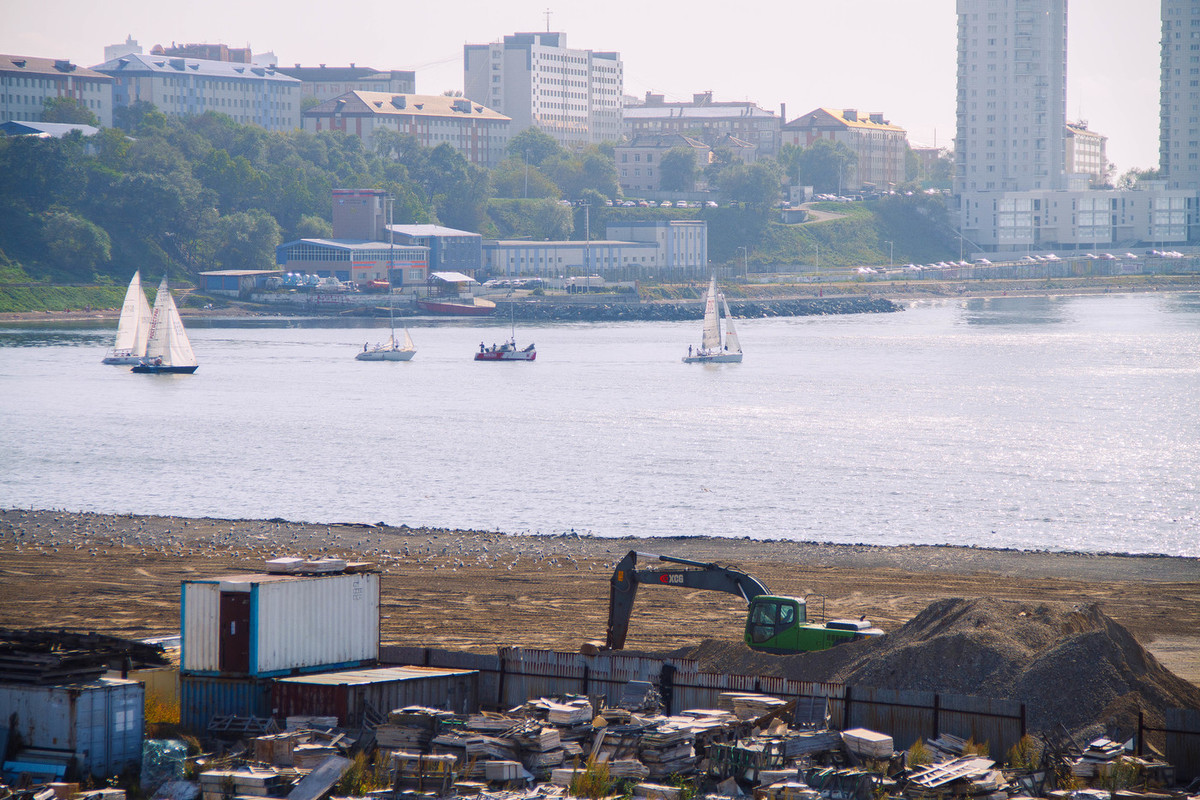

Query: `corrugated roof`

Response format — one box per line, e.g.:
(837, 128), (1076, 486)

(275, 665), (477, 685)
(428, 271), (477, 282)
(390, 224), (481, 238)
(92, 53), (299, 82)
(0, 121), (100, 138)
(305, 91), (508, 121)
(281, 238), (429, 252)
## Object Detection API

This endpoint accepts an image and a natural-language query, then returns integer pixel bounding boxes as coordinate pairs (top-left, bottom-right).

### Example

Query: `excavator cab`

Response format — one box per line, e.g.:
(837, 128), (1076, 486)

(745, 594), (883, 654)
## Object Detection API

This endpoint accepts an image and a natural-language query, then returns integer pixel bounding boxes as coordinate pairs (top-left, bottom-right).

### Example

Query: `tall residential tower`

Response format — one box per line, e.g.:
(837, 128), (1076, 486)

(464, 32), (623, 149)
(1161, 0), (1200, 190)
(954, 0), (1068, 194)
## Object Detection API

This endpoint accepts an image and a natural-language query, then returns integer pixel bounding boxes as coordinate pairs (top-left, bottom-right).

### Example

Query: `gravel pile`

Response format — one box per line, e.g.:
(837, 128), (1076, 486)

(672, 597), (1200, 737)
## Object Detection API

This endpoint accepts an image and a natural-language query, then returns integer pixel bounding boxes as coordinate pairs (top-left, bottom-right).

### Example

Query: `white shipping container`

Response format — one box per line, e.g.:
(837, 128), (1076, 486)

(0, 678), (144, 777)
(182, 572), (379, 676)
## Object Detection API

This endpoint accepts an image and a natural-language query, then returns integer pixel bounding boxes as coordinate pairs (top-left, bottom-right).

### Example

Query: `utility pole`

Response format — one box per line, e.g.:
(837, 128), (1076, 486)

(737, 246), (749, 279)
(884, 240), (893, 269)
(581, 199), (591, 292)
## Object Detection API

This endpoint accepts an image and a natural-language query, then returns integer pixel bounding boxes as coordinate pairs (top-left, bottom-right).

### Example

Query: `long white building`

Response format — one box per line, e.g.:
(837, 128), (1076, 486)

(1, 54), (113, 126)
(464, 31), (623, 148)
(93, 53), (300, 132)
(954, 0), (1067, 194)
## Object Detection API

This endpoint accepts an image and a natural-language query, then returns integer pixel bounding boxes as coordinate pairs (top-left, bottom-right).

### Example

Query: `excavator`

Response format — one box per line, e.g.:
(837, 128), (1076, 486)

(603, 550), (884, 654)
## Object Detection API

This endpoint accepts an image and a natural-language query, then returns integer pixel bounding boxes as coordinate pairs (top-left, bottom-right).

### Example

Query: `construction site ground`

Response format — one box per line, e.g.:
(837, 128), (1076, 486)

(1, 508), (1197, 688)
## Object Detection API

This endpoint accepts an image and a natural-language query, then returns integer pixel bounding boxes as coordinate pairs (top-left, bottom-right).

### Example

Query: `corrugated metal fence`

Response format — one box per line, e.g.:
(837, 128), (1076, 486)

(382, 646), (1027, 760)
(1149, 708), (1200, 781)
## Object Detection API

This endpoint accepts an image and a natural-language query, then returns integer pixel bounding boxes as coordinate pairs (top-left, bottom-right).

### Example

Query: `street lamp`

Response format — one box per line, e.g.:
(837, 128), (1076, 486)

(884, 240), (893, 269)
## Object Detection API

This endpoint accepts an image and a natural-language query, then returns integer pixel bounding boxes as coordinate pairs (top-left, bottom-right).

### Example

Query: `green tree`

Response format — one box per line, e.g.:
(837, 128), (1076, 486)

(40, 208), (112, 276)
(1116, 167), (1160, 190)
(491, 156), (560, 199)
(719, 161), (783, 208)
(42, 97), (100, 126)
(211, 209), (281, 269)
(506, 127), (563, 166)
(294, 214), (332, 239)
(796, 139), (857, 194)
(659, 147), (699, 192)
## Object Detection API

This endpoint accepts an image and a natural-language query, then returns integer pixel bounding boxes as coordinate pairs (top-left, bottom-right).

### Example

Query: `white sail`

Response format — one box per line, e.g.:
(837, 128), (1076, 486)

(401, 328), (415, 350)
(145, 277), (197, 367)
(111, 271), (153, 355)
(721, 294), (742, 353)
(700, 276), (721, 351)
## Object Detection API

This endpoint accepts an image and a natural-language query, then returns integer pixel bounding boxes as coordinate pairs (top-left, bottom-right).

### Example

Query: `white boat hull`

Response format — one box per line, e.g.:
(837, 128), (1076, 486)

(682, 352), (743, 364)
(356, 348), (416, 362)
(102, 352), (143, 365)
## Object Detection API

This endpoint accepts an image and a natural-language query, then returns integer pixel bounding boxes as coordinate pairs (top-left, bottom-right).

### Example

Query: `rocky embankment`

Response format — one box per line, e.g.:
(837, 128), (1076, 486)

(500, 296), (899, 322)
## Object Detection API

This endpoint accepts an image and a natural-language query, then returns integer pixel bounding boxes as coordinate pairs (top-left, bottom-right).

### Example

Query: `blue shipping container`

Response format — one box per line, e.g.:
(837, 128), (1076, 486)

(180, 674), (272, 732)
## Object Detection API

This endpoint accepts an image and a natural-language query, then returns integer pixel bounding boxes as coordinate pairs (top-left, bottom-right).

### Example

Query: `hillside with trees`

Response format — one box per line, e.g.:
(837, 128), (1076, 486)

(0, 100), (954, 306)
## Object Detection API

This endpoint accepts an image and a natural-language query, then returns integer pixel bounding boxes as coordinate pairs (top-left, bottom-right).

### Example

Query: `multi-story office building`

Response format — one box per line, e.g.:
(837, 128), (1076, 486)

(463, 31), (623, 148)
(781, 108), (908, 192)
(303, 91), (510, 167)
(1161, 0), (1200, 190)
(0, 54), (113, 126)
(104, 36), (142, 63)
(274, 65), (416, 103)
(93, 53), (300, 132)
(954, 0), (1067, 195)
(150, 42), (252, 63)
(1065, 121), (1108, 186)
(623, 91), (781, 158)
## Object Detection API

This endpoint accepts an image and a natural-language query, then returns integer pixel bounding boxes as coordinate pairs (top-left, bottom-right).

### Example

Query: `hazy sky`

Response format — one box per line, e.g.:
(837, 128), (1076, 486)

(3, 0), (1161, 174)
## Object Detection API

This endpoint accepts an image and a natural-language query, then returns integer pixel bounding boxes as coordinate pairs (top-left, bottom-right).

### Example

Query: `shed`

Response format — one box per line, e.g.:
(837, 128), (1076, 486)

(182, 568), (380, 678)
(272, 665), (480, 724)
(0, 678), (143, 779)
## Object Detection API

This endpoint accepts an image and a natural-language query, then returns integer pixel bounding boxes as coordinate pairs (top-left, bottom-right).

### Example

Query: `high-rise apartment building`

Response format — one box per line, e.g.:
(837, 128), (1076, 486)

(463, 32), (622, 149)
(954, 0), (1067, 194)
(1160, 0), (1200, 190)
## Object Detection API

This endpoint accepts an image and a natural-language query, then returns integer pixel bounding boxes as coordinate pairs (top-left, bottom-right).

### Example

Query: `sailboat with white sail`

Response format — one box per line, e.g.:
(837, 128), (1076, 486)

(682, 275), (743, 363)
(357, 194), (417, 362)
(102, 270), (153, 364)
(131, 276), (198, 374)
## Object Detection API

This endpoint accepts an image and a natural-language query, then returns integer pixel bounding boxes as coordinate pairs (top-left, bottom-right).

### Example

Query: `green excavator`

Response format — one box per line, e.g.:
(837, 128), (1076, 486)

(603, 550), (883, 654)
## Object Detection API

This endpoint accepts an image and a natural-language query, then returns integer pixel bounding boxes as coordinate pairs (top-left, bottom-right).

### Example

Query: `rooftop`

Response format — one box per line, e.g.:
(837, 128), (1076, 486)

(0, 54), (111, 81)
(92, 53), (299, 82)
(304, 91), (508, 121)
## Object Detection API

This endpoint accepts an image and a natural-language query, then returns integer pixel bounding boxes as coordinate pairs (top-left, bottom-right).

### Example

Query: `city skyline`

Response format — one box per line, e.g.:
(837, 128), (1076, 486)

(2, 0), (1160, 175)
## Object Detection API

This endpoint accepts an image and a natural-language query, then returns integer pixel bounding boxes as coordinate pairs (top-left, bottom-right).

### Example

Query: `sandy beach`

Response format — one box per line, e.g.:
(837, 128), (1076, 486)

(2, 508), (1197, 687)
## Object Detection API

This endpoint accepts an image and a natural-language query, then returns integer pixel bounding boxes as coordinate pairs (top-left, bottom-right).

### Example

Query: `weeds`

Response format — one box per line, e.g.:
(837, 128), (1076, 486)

(333, 751), (391, 796)
(568, 756), (614, 799)
(907, 739), (934, 768)
(1005, 735), (1039, 771)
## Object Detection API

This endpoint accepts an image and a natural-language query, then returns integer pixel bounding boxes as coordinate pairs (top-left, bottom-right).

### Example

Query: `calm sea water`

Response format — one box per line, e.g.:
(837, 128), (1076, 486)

(2, 292), (1198, 556)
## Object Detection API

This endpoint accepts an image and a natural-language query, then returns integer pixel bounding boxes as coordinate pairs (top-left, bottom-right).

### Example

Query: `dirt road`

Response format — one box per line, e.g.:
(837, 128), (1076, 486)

(2, 509), (1197, 686)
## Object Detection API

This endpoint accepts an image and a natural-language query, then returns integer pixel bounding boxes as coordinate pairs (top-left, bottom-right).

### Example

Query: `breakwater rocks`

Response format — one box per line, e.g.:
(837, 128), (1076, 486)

(501, 295), (899, 322)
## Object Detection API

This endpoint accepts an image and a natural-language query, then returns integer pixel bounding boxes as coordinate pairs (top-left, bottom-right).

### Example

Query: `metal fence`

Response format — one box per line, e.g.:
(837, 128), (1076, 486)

(1146, 708), (1200, 781)
(381, 646), (1027, 760)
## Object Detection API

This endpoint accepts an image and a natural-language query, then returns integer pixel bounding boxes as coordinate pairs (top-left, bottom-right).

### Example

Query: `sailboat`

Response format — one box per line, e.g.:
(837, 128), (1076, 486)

(131, 276), (199, 374)
(357, 297), (416, 361)
(474, 301), (535, 361)
(102, 270), (153, 364)
(357, 194), (417, 361)
(682, 276), (743, 363)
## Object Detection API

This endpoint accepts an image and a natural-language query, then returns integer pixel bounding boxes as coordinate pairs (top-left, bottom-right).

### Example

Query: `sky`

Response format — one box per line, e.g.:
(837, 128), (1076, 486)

(3, 0), (1162, 174)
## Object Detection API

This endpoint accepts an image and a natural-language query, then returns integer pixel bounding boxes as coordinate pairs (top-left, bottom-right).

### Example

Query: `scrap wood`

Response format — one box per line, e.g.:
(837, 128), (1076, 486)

(906, 757), (995, 789)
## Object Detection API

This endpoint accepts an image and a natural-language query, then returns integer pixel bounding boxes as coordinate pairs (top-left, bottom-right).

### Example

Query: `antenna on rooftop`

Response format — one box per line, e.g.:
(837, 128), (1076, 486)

(544, 8), (552, 31)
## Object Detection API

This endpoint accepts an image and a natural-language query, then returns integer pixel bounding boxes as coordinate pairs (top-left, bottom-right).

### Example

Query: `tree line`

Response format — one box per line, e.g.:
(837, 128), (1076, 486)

(0, 98), (941, 284)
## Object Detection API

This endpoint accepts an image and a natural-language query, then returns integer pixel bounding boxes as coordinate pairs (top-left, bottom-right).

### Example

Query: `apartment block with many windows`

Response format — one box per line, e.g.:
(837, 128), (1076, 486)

(1, 54), (113, 126)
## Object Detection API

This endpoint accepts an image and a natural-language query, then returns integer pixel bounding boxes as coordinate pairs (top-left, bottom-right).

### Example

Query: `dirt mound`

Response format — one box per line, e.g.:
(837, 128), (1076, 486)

(671, 598), (1200, 737)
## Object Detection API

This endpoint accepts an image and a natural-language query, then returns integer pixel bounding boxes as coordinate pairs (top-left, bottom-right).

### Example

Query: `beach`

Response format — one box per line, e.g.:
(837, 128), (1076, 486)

(2, 508), (1197, 686)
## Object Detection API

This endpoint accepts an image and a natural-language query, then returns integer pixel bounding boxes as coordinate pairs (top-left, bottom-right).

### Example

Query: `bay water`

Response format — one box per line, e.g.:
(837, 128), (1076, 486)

(2, 292), (1198, 556)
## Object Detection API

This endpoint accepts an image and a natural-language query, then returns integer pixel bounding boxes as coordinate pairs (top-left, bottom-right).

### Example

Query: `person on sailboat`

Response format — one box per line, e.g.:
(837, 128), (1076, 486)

(688, 345), (693, 357)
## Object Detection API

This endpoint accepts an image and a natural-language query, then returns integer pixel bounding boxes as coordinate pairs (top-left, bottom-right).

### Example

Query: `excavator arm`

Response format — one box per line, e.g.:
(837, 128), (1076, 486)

(604, 550), (772, 650)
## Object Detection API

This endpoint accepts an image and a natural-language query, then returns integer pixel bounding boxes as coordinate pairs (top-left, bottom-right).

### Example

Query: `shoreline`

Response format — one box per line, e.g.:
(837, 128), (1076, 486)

(4, 275), (1198, 324)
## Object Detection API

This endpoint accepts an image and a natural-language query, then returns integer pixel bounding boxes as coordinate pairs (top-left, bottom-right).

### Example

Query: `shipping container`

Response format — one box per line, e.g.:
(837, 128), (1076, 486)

(0, 678), (143, 778)
(180, 674), (273, 732)
(182, 571), (379, 677)
(272, 666), (479, 725)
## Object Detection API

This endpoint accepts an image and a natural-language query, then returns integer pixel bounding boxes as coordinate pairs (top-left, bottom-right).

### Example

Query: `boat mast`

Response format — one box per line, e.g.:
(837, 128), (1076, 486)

(388, 195), (395, 340)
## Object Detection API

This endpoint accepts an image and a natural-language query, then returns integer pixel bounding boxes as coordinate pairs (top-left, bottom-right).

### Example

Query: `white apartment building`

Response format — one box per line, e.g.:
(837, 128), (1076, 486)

(954, 0), (1067, 195)
(302, 92), (510, 167)
(0, 54), (113, 126)
(959, 185), (1190, 252)
(274, 65), (416, 103)
(1064, 121), (1107, 186)
(464, 31), (623, 148)
(93, 53), (300, 132)
(1161, 0), (1200, 190)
